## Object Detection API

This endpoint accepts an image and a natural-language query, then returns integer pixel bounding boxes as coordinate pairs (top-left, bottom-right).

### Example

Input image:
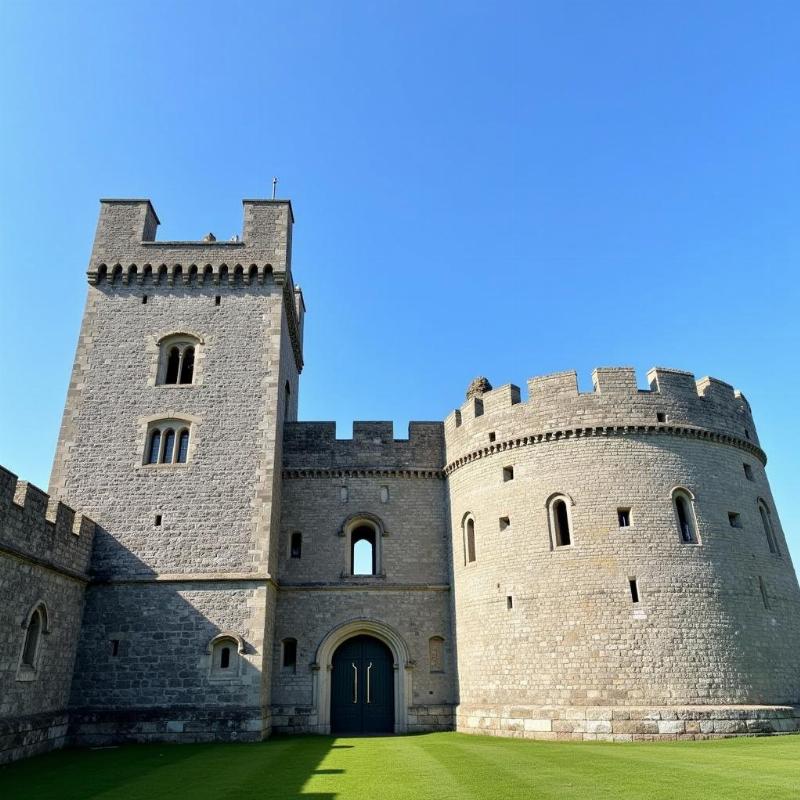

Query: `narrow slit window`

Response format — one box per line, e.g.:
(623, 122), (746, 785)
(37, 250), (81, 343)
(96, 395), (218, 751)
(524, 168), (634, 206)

(552, 498), (572, 547)
(629, 578), (640, 603)
(220, 646), (231, 669)
(743, 463), (754, 481)
(21, 607), (45, 668)
(165, 347), (181, 384)
(111, 639), (120, 657)
(466, 518), (476, 564)
(142, 295), (148, 304)
(290, 532), (302, 559)
(162, 429), (176, 463)
(177, 430), (190, 463)
(506, 596), (513, 610)
(147, 430), (161, 464)
(215, 295), (221, 306)
(154, 514), (162, 527)
(282, 638), (297, 671)
(674, 491), (698, 544)
(759, 502), (780, 555)
(758, 576), (770, 609)
(618, 508), (631, 528)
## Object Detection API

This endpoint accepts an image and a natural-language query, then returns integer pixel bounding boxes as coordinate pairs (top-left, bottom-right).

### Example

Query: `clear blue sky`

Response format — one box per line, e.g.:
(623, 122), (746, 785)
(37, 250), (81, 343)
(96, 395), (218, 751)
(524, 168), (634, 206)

(1, 2), (798, 561)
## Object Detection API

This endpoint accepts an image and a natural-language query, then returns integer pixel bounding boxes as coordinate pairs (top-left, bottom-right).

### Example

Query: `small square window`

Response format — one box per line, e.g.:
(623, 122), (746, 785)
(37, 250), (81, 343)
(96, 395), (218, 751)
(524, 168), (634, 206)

(215, 295), (221, 306)
(499, 516), (510, 532)
(506, 596), (513, 610)
(502, 466), (514, 482)
(154, 514), (162, 527)
(618, 508), (631, 528)
(488, 431), (496, 443)
(729, 512), (742, 529)
(743, 463), (754, 481)
(656, 412), (667, 423)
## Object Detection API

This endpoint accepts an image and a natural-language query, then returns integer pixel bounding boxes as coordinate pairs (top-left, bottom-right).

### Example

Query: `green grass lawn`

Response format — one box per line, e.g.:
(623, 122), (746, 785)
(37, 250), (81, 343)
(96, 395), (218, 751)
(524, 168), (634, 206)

(1, 733), (799, 800)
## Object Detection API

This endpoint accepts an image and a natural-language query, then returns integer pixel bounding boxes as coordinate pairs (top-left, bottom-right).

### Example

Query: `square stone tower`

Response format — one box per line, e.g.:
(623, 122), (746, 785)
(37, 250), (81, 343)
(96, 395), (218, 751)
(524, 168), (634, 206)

(49, 198), (304, 742)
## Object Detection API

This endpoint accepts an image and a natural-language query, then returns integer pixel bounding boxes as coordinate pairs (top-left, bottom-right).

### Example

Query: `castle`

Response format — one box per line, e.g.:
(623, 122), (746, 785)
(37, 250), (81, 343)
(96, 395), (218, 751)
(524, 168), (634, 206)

(1, 197), (799, 764)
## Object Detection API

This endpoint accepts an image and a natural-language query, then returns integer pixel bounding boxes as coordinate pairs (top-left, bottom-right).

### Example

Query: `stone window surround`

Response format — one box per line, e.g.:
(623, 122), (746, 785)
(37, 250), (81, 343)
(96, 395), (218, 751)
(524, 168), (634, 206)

(147, 329), (206, 388)
(545, 492), (575, 550)
(206, 631), (246, 682)
(338, 512), (387, 579)
(16, 601), (50, 682)
(670, 486), (701, 546)
(137, 413), (201, 469)
(461, 512), (476, 566)
(757, 498), (781, 556)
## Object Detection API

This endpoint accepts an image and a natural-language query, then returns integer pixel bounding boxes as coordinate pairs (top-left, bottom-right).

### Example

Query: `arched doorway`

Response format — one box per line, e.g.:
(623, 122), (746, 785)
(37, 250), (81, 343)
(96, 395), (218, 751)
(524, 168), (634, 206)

(331, 635), (394, 734)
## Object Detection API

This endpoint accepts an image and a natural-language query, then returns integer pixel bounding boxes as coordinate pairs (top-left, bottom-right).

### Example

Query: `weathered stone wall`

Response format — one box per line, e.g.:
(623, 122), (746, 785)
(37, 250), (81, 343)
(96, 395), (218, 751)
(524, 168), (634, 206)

(445, 368), (800, 739)
(49, 199), (300, 745)
(0, 467), (94, 763)
(273, 422), (456, 732)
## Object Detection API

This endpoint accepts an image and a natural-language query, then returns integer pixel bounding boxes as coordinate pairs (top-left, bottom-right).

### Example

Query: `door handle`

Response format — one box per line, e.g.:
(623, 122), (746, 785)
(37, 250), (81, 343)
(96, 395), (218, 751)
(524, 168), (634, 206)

(366, 661), (373, 704)
(352, 662), (358, 703)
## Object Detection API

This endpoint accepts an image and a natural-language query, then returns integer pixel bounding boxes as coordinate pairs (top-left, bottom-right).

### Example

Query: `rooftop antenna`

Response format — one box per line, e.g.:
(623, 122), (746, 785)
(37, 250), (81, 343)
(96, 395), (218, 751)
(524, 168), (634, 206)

(271, 177), (278, 200)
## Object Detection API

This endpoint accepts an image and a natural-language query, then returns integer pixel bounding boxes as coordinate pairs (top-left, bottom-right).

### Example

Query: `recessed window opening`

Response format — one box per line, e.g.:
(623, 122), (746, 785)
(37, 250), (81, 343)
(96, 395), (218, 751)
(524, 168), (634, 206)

(340, 486), (348, 503)
(474, 398), (484, 417)
(220, 646), (231, 669)
(154, 514), (162, 527)
(629, 578), (640, 604)
(489, 431), (496, 443)
(758, 576), (770, 609)
(744, 428), (750, 440)
(552, 498), (572, 547)
(284, 380), (291, 419)
(465, 517), (476, 564)
(503, 466), (514, 482)
(290, 532), (302, 559)
(743, 463), (754, 481)
(146, 422), (192, 465)
(656, 412), (667, 423)
(380, 485), (389, 503)
(142, 295), (148, 304)
(728, 512), (742, 529)
(618, 508), (631, 528)
(215, 295), (221, 306)
(21, 606), (46, 668)
(111, 639), (120, 657)
(428, 636), (445, 673)
(499, 516), (510, 532)
(758, 501), (780, 555)
(282, 638), (297, 671)
(506, 596), (513, 610)
(673, 490), (698, 544)
(351, 525), (376, 575)
(159, 336), (198, 386)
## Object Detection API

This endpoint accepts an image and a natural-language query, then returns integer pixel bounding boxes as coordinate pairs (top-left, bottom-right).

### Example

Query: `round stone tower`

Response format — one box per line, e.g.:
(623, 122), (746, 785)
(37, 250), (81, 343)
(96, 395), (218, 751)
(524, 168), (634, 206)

(444, 366), (800, 739)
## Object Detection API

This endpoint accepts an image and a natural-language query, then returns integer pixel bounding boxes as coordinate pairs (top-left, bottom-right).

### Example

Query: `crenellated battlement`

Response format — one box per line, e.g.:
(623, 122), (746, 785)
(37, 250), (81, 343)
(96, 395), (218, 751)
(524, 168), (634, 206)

(445, 366), (759, 463)
(283, 421), (445, 473)
(86, 198), (295, 285)
(0, 466), (95, 578)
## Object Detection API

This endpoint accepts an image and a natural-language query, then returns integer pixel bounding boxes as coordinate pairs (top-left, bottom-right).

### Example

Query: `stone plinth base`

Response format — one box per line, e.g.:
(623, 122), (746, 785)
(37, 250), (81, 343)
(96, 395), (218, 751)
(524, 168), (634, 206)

(69, 706), (267, 747)
(456, 704), (800, 741)
(0, 710), (70, 765)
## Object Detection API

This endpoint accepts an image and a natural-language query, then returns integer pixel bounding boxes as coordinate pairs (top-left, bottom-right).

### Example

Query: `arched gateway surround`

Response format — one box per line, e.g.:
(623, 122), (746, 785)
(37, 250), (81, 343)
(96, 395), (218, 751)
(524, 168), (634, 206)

(312, 619), (412, 734)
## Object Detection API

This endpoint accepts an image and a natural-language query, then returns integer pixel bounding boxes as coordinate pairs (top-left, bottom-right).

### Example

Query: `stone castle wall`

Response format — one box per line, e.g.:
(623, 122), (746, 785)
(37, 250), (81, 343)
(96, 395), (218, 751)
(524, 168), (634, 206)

(445, 368), (800, 740)
(0, 468), (95, 763)
(273, 422), (455, 733)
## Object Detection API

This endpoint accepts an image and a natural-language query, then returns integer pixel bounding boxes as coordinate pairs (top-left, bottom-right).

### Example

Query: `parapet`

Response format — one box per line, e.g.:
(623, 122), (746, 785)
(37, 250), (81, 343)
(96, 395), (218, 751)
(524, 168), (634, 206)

(283, 421), (445, 473)
(445, 366), (760, 463)
(87, 198), (294, 285)
(0, 465), (95, 578)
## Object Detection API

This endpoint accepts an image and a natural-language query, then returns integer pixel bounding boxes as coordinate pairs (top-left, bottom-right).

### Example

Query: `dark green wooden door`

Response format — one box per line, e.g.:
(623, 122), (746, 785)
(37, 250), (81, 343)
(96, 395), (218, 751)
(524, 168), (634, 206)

(331, 635), (394, 734)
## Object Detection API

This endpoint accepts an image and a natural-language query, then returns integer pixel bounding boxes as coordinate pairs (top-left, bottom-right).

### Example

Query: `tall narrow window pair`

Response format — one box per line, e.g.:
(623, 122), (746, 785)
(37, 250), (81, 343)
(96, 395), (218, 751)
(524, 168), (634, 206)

(758, 500), (780, 555)
(158, 336), (200, 386)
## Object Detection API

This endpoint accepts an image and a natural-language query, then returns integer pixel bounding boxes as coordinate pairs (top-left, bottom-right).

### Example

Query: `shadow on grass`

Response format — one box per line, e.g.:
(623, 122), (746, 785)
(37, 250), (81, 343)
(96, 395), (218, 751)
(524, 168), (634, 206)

(0, 736), (338, 800)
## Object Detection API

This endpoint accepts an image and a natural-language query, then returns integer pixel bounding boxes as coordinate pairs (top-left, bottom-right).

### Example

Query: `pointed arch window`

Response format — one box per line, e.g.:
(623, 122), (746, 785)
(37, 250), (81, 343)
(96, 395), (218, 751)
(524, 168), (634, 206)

(758, 500), (780, 555)
(672, 488), (699, 544)
(157, 334), (200, 386)
(18, 603), (48, 679)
